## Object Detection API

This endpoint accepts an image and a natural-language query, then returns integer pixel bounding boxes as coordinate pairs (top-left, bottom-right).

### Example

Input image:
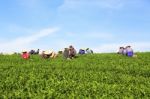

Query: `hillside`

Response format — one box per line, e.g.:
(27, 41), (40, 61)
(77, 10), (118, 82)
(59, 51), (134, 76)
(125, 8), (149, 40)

(0, 53), (150, 98)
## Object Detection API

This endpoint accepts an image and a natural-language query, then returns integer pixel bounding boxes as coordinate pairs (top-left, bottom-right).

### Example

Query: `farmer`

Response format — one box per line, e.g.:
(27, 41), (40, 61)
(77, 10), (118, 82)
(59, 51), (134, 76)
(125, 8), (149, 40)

(79, 49), (85, 55)
(29, 49), (39, 54)
(41, 50), (57, 59)
(35, 49), (40, 54)
(122, 47), (127, 55)
(41, 51), (49, 59)
(117, 47), (123, 54)
(68, 45), (76, 59)
(50, 50), (58, 58)
(63, 48), (70, 59)
(21, 51), (30, 59)
(126, 46), (134, 57)
(86, 48), (93, 54)
(29, 49), (35, 54)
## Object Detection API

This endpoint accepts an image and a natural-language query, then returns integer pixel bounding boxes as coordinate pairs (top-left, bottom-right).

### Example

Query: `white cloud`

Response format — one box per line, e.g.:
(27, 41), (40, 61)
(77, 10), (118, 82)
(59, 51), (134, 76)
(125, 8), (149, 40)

(93, 42), (150, 53)
(0, 27), (59, 53)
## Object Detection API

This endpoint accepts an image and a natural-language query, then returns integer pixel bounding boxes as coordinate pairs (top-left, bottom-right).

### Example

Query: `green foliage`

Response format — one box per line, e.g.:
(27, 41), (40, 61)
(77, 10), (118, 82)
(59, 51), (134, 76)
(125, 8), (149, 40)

(0, 53), (150, 98)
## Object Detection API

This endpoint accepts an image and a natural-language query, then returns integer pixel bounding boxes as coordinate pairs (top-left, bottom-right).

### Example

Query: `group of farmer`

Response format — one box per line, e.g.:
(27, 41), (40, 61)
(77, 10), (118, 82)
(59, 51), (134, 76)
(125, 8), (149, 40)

(21, 45), (93, 60)
(21, 49), (57, 60)
(117, 45), (134, 57)
(21, 45), (136, 60)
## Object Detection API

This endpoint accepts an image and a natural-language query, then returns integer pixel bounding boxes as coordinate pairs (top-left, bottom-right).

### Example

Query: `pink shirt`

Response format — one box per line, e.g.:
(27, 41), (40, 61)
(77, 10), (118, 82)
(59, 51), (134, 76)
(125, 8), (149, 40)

(22, 53), (30, 59)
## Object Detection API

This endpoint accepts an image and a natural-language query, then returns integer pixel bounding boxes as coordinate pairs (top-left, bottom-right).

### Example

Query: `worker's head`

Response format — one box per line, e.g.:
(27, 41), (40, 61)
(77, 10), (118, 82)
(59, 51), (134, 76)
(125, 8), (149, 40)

(22, 51), (27, 53)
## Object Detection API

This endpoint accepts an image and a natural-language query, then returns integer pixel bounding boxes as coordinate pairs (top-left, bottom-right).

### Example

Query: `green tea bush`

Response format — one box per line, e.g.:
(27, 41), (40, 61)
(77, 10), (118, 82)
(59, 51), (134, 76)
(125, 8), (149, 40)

(0, 53), (150, 98)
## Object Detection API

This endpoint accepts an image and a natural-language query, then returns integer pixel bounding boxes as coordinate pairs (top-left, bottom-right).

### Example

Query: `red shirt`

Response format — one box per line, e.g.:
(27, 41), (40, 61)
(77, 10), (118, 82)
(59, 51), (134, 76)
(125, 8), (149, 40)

(22, 53), (30, 59)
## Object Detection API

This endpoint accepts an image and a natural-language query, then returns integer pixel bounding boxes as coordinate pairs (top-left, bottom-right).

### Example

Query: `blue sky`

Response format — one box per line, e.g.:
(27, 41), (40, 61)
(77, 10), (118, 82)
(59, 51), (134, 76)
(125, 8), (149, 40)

(0, 0), (150, 53)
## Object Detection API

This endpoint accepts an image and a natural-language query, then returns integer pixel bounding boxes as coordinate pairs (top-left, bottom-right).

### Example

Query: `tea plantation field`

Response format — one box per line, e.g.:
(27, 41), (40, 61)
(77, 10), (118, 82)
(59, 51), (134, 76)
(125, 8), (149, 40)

(0, 53), (150, 98)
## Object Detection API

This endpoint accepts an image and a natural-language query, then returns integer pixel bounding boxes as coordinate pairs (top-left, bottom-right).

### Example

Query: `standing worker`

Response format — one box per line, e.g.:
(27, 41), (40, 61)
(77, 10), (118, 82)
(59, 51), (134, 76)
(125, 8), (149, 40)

(68, 45), (76, 59)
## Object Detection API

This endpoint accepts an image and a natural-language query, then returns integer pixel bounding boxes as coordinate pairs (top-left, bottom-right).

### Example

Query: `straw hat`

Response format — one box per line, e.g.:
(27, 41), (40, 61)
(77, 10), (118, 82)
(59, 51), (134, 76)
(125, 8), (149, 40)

(44, 50), (53, 55)
(44, 51), (50, 55)
(49, 50), (53, 54)
(22, 50), (27, 53)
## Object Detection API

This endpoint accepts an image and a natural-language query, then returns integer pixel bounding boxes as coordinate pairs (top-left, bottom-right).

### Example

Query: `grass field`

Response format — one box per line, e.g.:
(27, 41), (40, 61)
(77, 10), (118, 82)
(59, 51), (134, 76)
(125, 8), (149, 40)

(0, 53), (150, 98)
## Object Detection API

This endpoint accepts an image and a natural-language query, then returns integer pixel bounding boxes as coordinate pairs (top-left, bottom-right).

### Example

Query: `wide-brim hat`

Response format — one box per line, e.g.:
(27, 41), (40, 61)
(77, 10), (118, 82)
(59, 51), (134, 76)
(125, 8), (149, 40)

(22, 50), (27, 53)
(44, 50), (53, 55)
(44, 51), (50, 55)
